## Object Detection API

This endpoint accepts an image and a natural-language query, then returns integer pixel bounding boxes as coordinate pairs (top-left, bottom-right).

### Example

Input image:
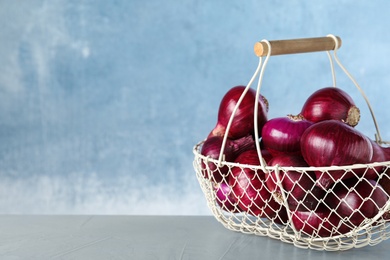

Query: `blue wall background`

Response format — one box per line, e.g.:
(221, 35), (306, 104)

(0, 1), (389, 214)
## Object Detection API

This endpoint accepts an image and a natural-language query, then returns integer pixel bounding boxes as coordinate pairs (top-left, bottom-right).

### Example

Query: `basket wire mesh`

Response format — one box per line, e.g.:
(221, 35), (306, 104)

(193, 35), (390, 251)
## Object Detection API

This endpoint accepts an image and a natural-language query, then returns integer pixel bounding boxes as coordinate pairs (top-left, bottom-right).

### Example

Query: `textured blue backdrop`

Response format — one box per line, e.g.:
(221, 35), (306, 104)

(0, 0), (389, 214)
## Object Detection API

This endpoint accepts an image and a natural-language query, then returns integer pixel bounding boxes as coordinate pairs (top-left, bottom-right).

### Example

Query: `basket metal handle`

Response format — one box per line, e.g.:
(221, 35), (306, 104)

(254, 36), (342, 57)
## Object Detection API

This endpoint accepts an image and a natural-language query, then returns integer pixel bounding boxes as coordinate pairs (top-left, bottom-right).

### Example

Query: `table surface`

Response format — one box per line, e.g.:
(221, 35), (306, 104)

(0, 215), (389, 259)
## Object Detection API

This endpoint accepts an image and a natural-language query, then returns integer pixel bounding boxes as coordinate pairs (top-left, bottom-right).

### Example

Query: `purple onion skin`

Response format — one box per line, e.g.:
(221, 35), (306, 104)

(325, 179), (389, 227)
(291, 205), (352, 237)
(201, 136), (235, 182)
(266, 155), (317, 209)
(381, 147), (390, 198)
(379, 173), (390, 207)
(375, 145), (390, 202)
(261, 115), (313, 157)
(300, 120), (373, 190)
(366, 139), (387, 179)
(289, 186), (326, 211)
(300, 87), (360, 127)
(229, 149), (281, 218)
(200, 135), (255, 182)
(215, 182), (239, 212)
(382, 147), (390, 161)
(260, 148), (273, 164)
(209, 86), (268, 139)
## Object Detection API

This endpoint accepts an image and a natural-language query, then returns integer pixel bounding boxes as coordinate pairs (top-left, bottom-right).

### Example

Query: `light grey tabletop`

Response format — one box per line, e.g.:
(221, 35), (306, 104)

(0, 215), (388, 259)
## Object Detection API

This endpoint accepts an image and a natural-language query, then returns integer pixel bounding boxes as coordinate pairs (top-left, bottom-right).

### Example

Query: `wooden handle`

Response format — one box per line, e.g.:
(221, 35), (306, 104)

(254, 36), (342, 57)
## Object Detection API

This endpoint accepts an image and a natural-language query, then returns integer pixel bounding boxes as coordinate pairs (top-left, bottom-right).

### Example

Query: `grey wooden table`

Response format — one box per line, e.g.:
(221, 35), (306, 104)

(0, 215), (388, 259)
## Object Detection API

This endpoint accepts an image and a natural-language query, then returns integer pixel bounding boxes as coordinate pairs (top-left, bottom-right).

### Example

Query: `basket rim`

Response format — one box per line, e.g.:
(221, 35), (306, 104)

(193, 140), (390, 172)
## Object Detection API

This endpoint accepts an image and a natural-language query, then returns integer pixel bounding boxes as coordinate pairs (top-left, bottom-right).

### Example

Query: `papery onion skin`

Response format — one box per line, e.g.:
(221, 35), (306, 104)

(379, 172), (390, 203)
(214, 182), (239, 212)
(291, 205), (352, 237)
(289, 186), (326, 211)
(260, 148), (273, 164)
(266, 155), (318, 210)
(300, 120), (373, 190)
(381, 146), (390, 161)
(261, 114), (313, 157)
(229, 149), (281, 218)
(209, 86), (268, 139)
(272, 206), (289, 225)
(325, 179), (389, 227)
(200, 135), (255, 182)
(366, 139), (387, 179)
(380, 146), (390, 200)
(370, 142), (390, 198)
(300, 87), (360, 127)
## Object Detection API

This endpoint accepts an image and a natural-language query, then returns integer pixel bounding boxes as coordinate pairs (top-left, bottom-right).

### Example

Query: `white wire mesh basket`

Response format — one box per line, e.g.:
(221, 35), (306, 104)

(193, 35), (390, 251)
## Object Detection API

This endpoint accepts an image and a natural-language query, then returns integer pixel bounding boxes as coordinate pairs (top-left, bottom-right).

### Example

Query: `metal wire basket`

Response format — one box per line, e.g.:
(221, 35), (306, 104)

(193, 35), (390, 251)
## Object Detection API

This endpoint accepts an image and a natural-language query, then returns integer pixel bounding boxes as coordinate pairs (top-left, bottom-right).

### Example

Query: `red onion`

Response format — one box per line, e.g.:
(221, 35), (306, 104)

(260, 148), (273, 164)
(229, 149), (281, 218)
(272, 206), (289, 225)
(370, 140), (387, 163)
(300, 87), (360, 127)
(300, 120), (373, 189)
(375, 144), (390, 200)
(261, 114), (313, 157)
(366, 139), (387, 179)
(291, 205), (352, 237)
(289, 186), (326, 211)
(266, 155), (318, 210)
(379, 175), (390, 197)
(381, 146), (390, 161)
(201, 135), (255, 182)
(325, 179), (389, 227)
(208, 86), (268, 139)
(214, 182), (239, 212)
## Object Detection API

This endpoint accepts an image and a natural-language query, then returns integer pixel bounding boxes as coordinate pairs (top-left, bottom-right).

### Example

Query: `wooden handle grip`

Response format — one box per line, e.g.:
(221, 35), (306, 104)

(254, 36), (342, 57)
